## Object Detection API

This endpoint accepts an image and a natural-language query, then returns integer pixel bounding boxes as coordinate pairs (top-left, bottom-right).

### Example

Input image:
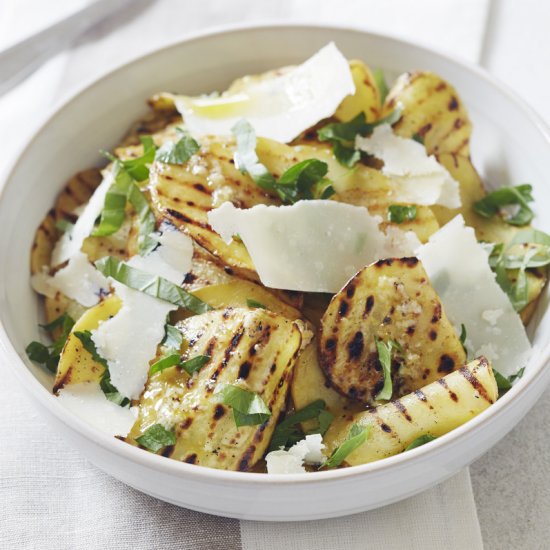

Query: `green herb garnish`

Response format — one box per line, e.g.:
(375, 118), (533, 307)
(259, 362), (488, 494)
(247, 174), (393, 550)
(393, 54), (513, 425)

(26, 313), (75, 373)
(73, 330), (129, 406)
(268, 399), (333, 452)
(405, 434), (436, 451)
(493, 367), (512, 395)
(149, 353), (181, 375)
(136, 423), (176, 452)
(473, 184), (534, 226)
(94, 256), (211, 314)
(155, 128), (199, 165)
(217, 384), (271, 427)
(246, 298), (266, 309)
(232, 120), (334, 201)
(388, 204), (417, 224)
(122, 136), (156, 181)
(323, 424), (369, 469)
(317, 109), (402, 168)
(459, 323), (468, 355)
(162, 324), (184, 350)
(509, 367), (525, 384)
(375, 337), (401, 401)
(180, 355), (211, 375)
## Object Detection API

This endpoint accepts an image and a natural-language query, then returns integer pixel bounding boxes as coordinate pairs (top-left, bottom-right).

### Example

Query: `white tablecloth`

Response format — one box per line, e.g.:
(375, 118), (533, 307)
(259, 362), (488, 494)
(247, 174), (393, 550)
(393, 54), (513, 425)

(1, 1), (548, 548)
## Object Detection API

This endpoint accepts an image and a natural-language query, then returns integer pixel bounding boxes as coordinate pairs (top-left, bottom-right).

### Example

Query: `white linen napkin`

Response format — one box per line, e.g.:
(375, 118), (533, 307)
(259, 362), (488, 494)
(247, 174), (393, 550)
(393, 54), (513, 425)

(0, 1), (489, 548)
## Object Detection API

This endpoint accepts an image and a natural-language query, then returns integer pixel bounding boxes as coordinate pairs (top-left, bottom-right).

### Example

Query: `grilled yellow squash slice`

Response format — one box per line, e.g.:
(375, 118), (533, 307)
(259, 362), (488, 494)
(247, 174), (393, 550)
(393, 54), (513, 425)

(384, 71), (472, 157)
(319, 257), (466, 405)
(334, 59), (382, 122)
(127, 307), (304, 470)
(53, 296), (122, 392)
(323, 357), (497, 465)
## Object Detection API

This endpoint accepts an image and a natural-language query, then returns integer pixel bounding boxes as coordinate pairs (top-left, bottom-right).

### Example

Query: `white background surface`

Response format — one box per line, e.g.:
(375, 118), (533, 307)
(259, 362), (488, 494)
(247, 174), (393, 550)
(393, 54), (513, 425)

(0, 0), (549, 548)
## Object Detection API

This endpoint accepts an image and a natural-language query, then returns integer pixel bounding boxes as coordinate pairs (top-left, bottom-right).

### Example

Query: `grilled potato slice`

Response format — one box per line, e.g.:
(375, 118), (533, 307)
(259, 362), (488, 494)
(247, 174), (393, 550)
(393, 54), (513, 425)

(53, 296), (122, 392)
(127, 308), (303, 471)
(319, 257), (466, 405)
(149, 138), (278, 280)
(384, 71), (472, 157)
(334, 60), (382, 122)
(323, 357), (497, 465)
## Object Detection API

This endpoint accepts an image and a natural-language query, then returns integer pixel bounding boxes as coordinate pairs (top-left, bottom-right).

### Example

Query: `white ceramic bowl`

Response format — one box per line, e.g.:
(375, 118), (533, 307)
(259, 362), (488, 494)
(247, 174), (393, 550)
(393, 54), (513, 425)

(1, 24), (550, 522)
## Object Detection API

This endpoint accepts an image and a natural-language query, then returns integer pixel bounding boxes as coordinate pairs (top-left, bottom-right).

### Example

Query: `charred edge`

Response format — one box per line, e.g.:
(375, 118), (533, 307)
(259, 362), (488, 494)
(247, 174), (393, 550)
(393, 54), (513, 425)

(184, 453), (198, 464)
(238, 445), (256, 471)
(213, 404), (226, 420)
(52, 367), (73, 394)
(438, 354), (455, 374)
(422, 368), (431, 380)
(183, 272), (197, 284)
(338, 299), (349, 317)
(454, 118), (464, 129)
(364, 295), (375, 316)
(193, 183), (211, 194)
(204, 337), (217, 358)
(224, 266), (234, 275)
(380, 423), (392, 433)
(438, 378), (458, 402)
(393, 400), (413, 422)
(431, 303), (442, 323)
(161, 445), (175, 457)
(238, 361), (251, 379)
(347, 331), (364, 361)
(346, 283), (356, 299)
(180, 417), (193, 430)
(419, 123), (432, 136)
(406, 325), (415, 335)
(400, 257), (419, 267)
(448, 96), (459, 110)
(459, 364), (493, 403)
(435, 82), (447, 92)
(206, 325), (245, 392)
(375, 258), (394, 267)
(429, 330), (438, 341)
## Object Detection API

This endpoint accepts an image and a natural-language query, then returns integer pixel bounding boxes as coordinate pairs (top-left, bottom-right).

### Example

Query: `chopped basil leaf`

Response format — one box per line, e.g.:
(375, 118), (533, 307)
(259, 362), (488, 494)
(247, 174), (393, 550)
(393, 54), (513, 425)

(232, 119), (277, 192)
(94, 256), (211, 314)
(323, 424), (369, 469)
(155, 128), (199, 165)
(55, 219), (74, 233)
(375, 337), (400, 401)
(180, 354), (211, 375)
(494, 367), (513, 396)
(275, 159), (330, 203)
(149, 353), (181, 375)
(73, 330), (130, 406)
(388, 204), (417, 224)
(268, 399), (333, 452)
(405, 434), (436, 451)
(473, 184), (534, 226)
(459, 323), (468, 354)
(126, 180), (157, 255)
(412, 133), (425, 144)
(26, 313), (75, 373)
(232, 119), (334, 201)
(218, 384), (271, 427)
(509, 367), (525, 384)
(162, 324), (184, 351)
(26, 341), (52, 366)
(373, 68), (389, 104)
(136, 423), (176, 452)
(317, 109), (402, 167)
(246, 298), (266, 309)
(92, 163), (133, 237)
(92, 161), (157, 255)
(123, 136), (156, 181)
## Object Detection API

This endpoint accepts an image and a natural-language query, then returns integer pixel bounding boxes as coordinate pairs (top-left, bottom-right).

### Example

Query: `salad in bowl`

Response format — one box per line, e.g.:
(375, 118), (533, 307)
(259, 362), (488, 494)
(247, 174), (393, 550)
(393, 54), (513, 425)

(26, 43), (544, 475)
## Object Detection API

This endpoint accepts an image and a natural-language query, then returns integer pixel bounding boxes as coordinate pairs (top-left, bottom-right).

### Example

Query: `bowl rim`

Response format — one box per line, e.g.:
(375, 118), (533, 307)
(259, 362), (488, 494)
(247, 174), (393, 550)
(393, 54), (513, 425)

(1, 21), (550, 486)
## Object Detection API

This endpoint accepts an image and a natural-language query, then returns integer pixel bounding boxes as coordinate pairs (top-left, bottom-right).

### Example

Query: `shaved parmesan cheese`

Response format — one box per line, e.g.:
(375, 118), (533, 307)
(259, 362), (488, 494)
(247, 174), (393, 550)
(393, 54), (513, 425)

(417, 216), (531, 375)
(92, 283), (175, 399)
(355, 124), (461, 208)
(208, 201), (420, 293)
(175, 43), (355, 143)
(57, 382), (137, 437)
(128, 229), (193, 285)
(51, 170), (114, 266)
(31, 251), (109, 307)
(266, 434), (326, 474)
